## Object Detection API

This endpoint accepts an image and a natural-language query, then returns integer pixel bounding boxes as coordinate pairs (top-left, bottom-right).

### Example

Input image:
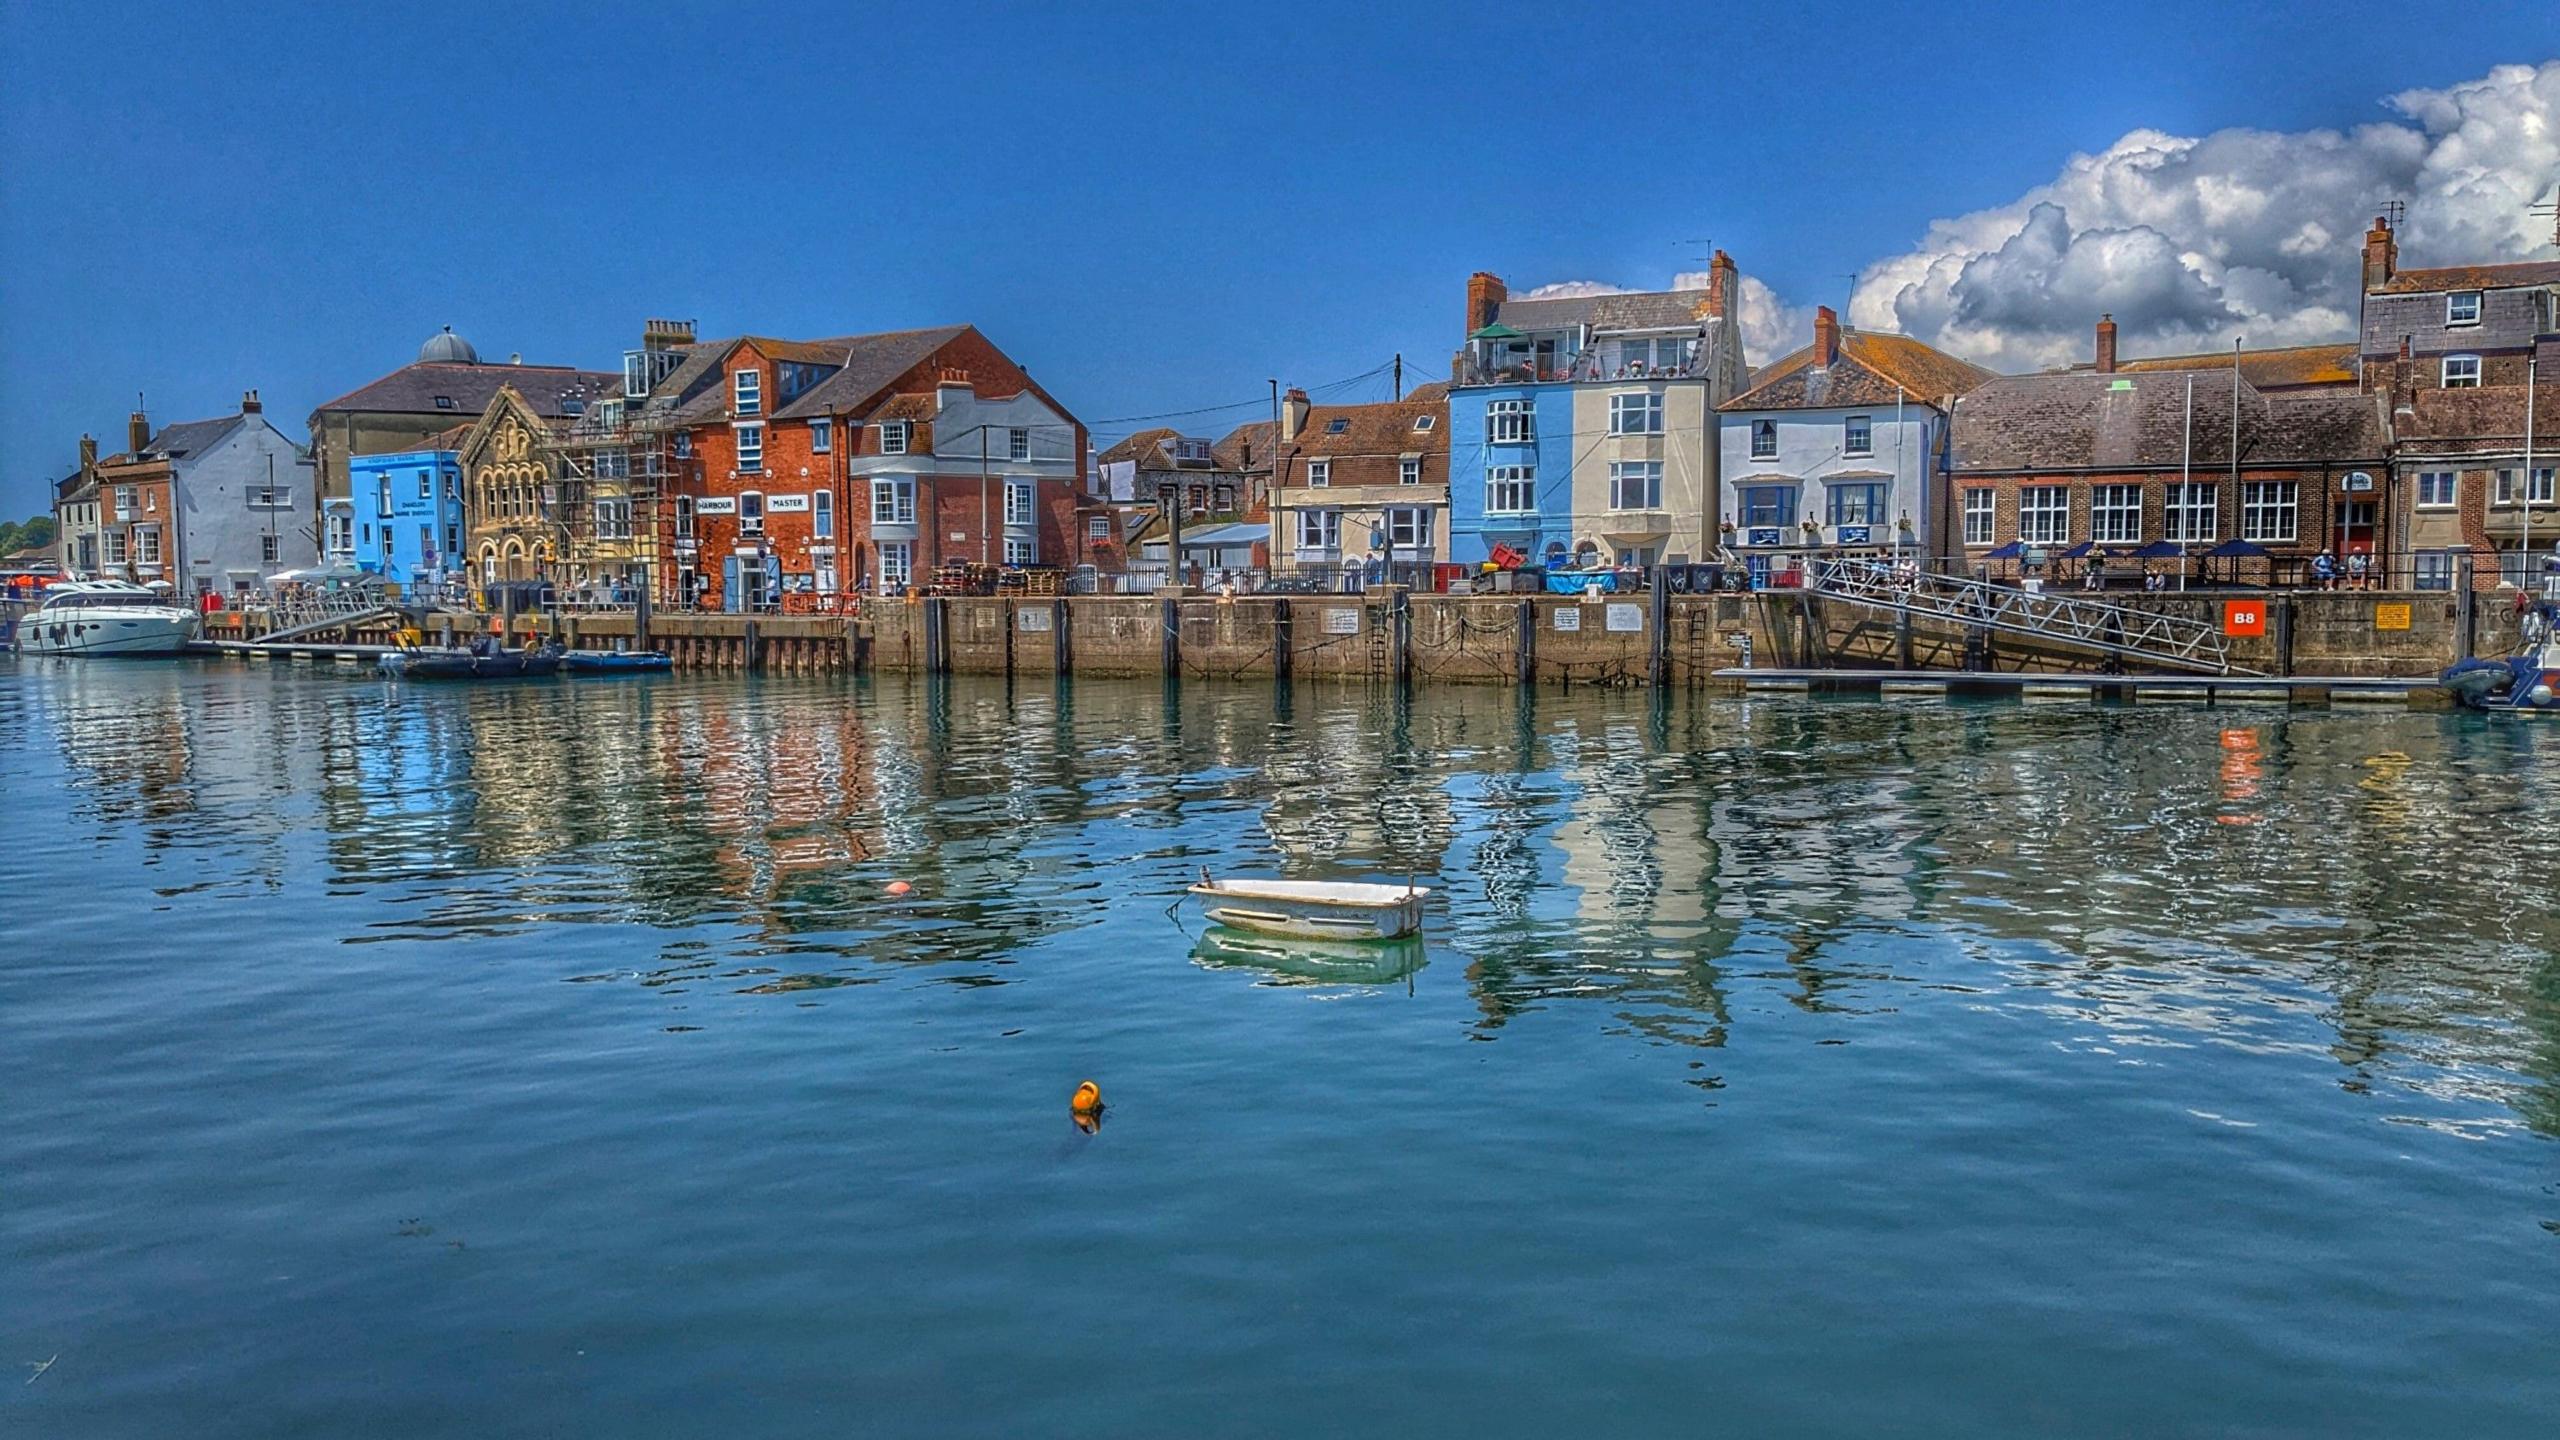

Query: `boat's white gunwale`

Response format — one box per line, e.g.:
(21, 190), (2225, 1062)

(1187, 879), (1429, 911)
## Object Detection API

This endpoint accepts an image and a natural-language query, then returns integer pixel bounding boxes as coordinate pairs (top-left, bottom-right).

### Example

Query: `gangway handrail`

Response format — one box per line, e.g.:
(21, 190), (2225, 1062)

(1802, 558), (2260, 676)
(252, 605), (402, 647)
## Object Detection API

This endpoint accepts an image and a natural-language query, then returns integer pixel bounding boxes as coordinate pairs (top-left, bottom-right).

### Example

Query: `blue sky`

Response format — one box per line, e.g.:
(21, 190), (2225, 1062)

(3, 1), (2555, 517)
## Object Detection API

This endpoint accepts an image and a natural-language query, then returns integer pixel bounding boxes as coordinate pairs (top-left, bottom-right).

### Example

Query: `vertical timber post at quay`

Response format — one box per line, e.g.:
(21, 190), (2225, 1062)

(1516, 596), (1536, 685)
(1051, 598), (1070, 676)
(2272, 595), (2296, 677)
(1647, 565), (1669, 688)
(1392, 585), (1413, 688)
(1273, 599), (1294, 685)
(1160, 589), (1182, 679)
(1002, 599), (1017, 679)
(2455, 555), (2477, 658)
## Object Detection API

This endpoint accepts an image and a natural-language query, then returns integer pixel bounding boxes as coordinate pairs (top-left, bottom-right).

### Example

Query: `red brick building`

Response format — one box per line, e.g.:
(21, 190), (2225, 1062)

(624, 326), (1085, 608)
(1950, 319), (2388, 587)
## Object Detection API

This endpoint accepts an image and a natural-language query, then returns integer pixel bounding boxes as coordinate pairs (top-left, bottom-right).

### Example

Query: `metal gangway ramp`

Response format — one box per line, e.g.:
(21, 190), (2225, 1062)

(1803, 559), (2259, 676)
(251, 603), (402, 647)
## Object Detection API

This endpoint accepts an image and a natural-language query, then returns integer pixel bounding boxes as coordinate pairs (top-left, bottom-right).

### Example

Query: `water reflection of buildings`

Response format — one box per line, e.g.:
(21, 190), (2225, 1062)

(16, 662), (2554, 1136)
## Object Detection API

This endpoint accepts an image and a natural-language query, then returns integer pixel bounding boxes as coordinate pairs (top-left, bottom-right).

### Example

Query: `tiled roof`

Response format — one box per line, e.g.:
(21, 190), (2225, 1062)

(1215, 420), (1276, 474)
(773, 326), (973, 420)
(2117, 343), (2358, 389)
(1952, 370), (2385, 472)
(1723, 330), (1995, 411)
(1279, 384), (1451, 463)
(860, 393), (939, 423)
(2394, 381), (2560, 446)
(312, 360), (618, 420)
(2378, 261), (2560, 294)
(1099, 427), (1182, 468)
(1493, 289), (1719, 332)
(1101, 424), (1256, 472)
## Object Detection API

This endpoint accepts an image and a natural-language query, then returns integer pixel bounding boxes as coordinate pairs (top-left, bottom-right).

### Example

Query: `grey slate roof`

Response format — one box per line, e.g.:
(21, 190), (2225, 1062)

(311, 361), (619, 420)
(1489, 288), (1719, 333)
(1952, 370), (2385, 473)
(774, 326), (972, 419)
(146, 416), (244, 461)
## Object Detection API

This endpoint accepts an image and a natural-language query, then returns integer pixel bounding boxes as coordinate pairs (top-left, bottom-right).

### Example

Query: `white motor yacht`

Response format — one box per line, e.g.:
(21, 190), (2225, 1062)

(12, 580), (202, 657)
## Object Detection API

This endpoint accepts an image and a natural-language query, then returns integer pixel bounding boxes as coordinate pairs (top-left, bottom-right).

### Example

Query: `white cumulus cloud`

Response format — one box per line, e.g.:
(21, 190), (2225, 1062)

(1846, 60), (2560, 371)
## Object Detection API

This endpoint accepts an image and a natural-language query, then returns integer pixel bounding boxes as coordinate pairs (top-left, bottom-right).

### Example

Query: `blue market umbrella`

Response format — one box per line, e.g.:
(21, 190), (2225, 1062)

(2204, 539), (2270, 558)
(2130, 541), (2185, 559)
(1983, 541), (2024, 559)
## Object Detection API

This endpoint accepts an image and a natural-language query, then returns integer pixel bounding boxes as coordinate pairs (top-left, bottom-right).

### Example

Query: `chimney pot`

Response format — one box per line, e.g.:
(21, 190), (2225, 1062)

(1813, 306), (1840, 367)
(128, 410), (150, 457)
(1465, 271), (1509, 337)
(2094, 314), (2119, 374)
(242, 388), (262, 414)
(2363, 215), (2398, 292)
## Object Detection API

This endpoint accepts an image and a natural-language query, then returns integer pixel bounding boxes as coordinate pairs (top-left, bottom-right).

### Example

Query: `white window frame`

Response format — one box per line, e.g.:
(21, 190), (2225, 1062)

(812, 489), (834, 539)
(1486, 465), (1535, 514)
(1825, 481), (1887, 528)
(1487, 399), (1534, 445)
(1004, 480), (1036, 526)
(134, 525), (161, 565)
(1306, 459), (1330, 487)
(1008, 428), (1030, 462)
(872, 479), (915, 524)
(810, 418), (832, 454)
(1843, 414), (1873, 457)
(1962, 488), (1995, 546)
(418, 471), (434, 499)
(879, 420), (910, 455)
(735, 423), (765, 473)
(1608, 391), (1663, 436)
(2417, 471), (2457, 508)
(1399, 456), (1421, 486)
(674, 495), (696, 540)
(2018, 486), (2070, 545)
(2089, 483), (2142, 544)
(259, 533), (279, 563)
(2498, 467), (2557, 505)
(2240, 480), (2298, 543)
(2414, 550), (2458, 591)
(1295, 508), (1340, 552)
(1412, 414), (1436, 432)
(2446, 291), (2482, 326)
(732, 368), (761, 416)
(1608, 461), (1662, 511)
(878, 540), (912, 588)
(2165, 481), (2218, 543)
(102, 529), (128, 564)
(1004, 536), (1037, 565)
(1087, 514), (1111, 539)
(2442, 355), (2482, 388)
(1750, 419), (1777, 460)
(738, 490), (765, 536)
(1385, 506), (1432, 550)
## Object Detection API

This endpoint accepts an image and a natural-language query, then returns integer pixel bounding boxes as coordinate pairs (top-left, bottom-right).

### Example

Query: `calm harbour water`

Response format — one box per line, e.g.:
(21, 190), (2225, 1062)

(3, 659), (2556, 1438)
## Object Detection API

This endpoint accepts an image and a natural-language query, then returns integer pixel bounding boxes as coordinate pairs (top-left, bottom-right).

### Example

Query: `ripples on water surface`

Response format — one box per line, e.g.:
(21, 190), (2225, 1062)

(2, 660), (2555, 1437)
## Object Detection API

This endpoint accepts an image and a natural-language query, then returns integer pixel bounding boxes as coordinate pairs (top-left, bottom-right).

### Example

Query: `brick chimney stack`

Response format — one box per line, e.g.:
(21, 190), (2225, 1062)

(241, 388), (262, 414)
(1706, 250), (1736, 319)
(1813, 306), (1840, 367)
(79, 434), (98, 471)
(2362, 215), (2398, 293)
(1465, 271), (1508, 335)
(127, 409), (150, 457)
(2095, 314), (2119, 374)
(1280, 387), (1310, 443)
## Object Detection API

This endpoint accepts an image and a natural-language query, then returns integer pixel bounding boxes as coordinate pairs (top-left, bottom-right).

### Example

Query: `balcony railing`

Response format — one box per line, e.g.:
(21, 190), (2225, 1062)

(1453, 352), (1710, 388)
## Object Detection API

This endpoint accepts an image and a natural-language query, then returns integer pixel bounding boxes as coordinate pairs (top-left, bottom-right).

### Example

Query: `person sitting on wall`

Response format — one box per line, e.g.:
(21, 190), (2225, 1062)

(2311, 552), (2335, 591)
(2346, 551), (2370, 591)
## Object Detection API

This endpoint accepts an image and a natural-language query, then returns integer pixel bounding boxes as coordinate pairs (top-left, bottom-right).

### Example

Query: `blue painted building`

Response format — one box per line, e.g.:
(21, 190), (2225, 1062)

(347, 447), (464, 589)
(1446, 256), (1751, 569)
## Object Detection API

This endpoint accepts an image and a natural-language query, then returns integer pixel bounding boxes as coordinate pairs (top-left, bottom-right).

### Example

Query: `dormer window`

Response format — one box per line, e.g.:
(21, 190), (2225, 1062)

(1009, 427), (1031, 462)
(434, 396), (455, 410)
(1307, 459), (1331, 486)
(1174, 438), (1212, 463)
(733, 369), (761, 416)
(2446, 291), (2482, 326)
(880, 420), (910, 455)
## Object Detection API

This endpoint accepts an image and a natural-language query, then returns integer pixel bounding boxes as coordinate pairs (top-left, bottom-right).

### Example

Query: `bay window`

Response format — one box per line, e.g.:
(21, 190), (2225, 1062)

(1609, 461), (1662, 510)
(1486, 466), (1535, 514)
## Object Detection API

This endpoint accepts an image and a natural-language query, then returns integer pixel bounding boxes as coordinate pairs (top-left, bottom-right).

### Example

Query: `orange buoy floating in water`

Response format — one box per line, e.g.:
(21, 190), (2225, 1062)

(1070, 1080), (1103, 1116)
(884, 880), (912, 897)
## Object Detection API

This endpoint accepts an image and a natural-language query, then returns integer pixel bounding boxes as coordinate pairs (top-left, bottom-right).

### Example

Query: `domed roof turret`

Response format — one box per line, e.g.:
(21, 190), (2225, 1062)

(419, 326), (479, 364)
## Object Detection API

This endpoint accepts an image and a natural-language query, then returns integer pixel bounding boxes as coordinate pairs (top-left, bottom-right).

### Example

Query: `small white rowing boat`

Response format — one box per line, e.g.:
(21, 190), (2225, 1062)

(1187, 873), (1429, 941)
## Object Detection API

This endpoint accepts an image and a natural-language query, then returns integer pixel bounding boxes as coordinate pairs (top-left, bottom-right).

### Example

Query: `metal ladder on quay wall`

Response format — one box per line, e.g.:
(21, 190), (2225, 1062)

(1801, 559), (2259, 676)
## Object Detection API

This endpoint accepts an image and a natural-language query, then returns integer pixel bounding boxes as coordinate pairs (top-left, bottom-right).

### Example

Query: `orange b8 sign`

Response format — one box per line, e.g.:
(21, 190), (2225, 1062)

(2223, 600), (2266, 637)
